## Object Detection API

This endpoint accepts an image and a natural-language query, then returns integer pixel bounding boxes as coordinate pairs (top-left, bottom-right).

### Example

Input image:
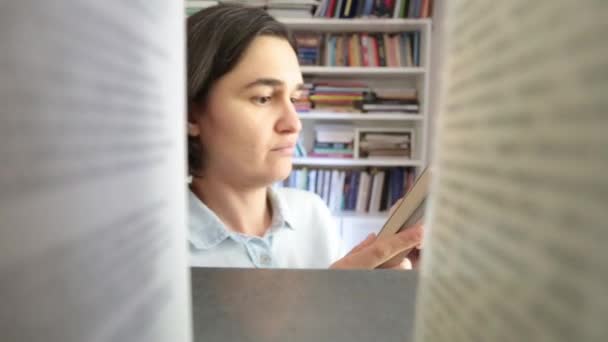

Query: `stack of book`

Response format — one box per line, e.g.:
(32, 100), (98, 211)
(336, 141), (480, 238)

(185, 0), (219, 16)
(359, 89), (419, 113)
(294, 83), (313, 112)
(267, 0), (319, 18)
(359, 132), (411, 158)
(218, 0), (320, 17)
(308, 81), (369, 112)
(279, 167), (417, 213)
(319, 32), (421, 67)
(311, 125), (355, 158)
(294, 33), (322, 65)
(300, 84), (419, 115)
(313, 0), (433, 19)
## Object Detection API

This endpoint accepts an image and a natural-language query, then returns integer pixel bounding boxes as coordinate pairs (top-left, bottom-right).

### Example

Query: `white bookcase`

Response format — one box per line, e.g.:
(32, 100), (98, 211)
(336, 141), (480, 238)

(280, 17), (433, 242)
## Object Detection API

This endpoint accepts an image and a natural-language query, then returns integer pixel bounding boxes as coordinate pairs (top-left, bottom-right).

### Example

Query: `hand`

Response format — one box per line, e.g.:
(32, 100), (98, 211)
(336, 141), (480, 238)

(329, 224), (423, 269)
(379, 197), (424, 269)
(376, 221), (423, 269)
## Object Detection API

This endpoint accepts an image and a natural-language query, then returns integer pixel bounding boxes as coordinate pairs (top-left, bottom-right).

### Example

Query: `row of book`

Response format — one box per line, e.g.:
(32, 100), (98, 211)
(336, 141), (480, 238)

(185, 0), (432, 19)
(296, 81), (419, 113)
(278, 167), (417, 213)
(315, 0), (432, 19)
(295, 32), (421, 67)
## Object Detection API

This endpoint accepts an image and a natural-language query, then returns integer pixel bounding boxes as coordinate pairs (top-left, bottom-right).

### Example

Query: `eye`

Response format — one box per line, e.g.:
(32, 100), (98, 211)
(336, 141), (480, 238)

(290, 97), (298, 103)
(252, 96), (272, 105)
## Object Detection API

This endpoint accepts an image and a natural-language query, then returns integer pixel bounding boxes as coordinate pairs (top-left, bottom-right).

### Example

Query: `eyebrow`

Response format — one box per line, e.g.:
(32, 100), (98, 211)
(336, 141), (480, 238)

(242, 78), (306, 91)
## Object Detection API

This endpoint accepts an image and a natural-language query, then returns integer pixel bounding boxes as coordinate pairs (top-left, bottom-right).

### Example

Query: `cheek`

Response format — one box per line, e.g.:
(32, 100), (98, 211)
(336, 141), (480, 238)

(201, 104), (272, 159)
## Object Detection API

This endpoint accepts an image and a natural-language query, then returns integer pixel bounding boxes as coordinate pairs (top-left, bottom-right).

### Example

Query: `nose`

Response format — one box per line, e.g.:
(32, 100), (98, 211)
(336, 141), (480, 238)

(276, 97), (302, 134)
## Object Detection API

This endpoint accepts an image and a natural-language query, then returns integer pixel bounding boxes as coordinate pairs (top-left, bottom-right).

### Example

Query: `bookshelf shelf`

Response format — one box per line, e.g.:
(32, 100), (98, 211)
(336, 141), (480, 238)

(279, 18), (431, 32)
(300, 66), (425, 76)
(292, 157), (423, 167)
(298, 112), (423, 121)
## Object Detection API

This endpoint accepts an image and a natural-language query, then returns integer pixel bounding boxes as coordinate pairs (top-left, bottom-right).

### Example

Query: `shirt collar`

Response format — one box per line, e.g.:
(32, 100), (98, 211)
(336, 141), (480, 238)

(188, 189), (230, 250)
(267, 186), (296, 231)
(188, 187), (295, 251)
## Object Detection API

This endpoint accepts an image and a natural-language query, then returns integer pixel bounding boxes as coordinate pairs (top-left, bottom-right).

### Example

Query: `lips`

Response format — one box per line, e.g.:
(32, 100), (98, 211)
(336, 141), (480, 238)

(272, 143), (296, 151)
(271, 142), (296, 155)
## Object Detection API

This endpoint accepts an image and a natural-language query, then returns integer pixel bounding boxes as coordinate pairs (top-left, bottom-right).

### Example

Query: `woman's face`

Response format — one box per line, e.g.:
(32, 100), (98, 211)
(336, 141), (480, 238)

(189, 36), (303, 187)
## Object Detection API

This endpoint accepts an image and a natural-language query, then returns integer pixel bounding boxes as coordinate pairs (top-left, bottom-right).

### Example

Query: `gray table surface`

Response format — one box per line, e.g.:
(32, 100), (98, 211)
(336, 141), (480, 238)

(191, 268), (418, 342)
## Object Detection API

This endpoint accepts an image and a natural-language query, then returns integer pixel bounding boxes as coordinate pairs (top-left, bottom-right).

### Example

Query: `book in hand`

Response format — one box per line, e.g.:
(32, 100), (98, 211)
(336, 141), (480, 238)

(377, 167), (430, 242)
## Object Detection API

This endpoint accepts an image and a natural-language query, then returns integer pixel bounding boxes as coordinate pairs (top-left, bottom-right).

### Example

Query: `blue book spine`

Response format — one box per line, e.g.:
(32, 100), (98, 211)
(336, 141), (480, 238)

(348, 171), (360, 210)
(407, 0), (415, 17)
(363, 0), (374, 16)
(388, 168), (397, 206)
(334, 0), (344, 18)
(396, 167), (405, 199)
(342, 171), (351, 211)
(345, 171), (354, 211)
(413, 32), (420, 66)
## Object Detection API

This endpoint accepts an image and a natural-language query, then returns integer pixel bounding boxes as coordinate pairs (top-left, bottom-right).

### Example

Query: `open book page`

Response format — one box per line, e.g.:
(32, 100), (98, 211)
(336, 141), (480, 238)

(415, 1), (608, 341)
(0, 2), (190, 342)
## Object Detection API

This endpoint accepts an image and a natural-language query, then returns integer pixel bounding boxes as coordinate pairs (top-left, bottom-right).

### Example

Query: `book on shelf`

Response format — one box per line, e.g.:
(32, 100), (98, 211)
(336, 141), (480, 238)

(294, 139), (308, 157)
(361, 103), (419, 112)
(279, 166), (418, 214)
(299, 81), (419, 115)
(377, 166), (429, 239)
(311, 125), (355, 158)
(368, 170), (386, 213)
(311, 32), (421, 67)
(358, 89), (420, 112)
(294, 82), (314, 112)
(187, 0), (432, 19)
(359, 131), (412, 158)
(267, 1), (319, 18)
(185, 0), (219, 16)
(313, 0), (432, 18)
(294, 33), (323, 65)
(220, 0), (318, 18)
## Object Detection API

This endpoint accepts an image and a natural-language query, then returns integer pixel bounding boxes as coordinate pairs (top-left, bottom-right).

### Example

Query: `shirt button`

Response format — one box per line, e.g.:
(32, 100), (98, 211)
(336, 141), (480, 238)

(260, 254), (271, 265)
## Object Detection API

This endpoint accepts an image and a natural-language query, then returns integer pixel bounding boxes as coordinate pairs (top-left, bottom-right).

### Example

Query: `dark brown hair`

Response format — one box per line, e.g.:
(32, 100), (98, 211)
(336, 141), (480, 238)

(187, 4), (297, 174)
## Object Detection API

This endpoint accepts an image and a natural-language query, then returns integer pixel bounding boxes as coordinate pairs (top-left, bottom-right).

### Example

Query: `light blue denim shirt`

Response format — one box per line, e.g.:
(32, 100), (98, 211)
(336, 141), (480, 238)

(188, 187), (343, 268)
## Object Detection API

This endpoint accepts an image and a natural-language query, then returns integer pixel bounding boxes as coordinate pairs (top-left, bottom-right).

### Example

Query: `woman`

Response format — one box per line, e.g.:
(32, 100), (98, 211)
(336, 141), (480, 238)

(187, 4), (422, 269)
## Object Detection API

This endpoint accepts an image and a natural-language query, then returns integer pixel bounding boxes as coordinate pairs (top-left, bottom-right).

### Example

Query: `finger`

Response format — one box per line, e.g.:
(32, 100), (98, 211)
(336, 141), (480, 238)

(377, 250), (407, 268)
(342, 225), (423, 269)
(407, 248), (422, 269)
(378, 223), (424, 267)
(415, 222), (424, 249)
(384, 258), (413, 270)
(347, 233), (377, 255)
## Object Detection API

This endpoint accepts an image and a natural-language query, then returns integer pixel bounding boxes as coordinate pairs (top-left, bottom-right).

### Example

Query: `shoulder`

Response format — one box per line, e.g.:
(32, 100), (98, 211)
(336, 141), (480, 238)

(272, 187), (343, 266)
(274, 187), (329, 214)
(273, 187), (336, 235)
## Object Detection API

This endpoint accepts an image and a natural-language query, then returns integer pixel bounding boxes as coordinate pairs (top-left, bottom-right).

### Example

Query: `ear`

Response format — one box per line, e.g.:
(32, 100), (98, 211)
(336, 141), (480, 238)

(187, 103), (202, 137)
(187, 120), (200, 137)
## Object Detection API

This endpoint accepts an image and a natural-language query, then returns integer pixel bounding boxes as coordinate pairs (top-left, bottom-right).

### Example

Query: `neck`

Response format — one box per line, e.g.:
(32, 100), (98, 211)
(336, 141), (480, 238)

(190, 174), (272, 237)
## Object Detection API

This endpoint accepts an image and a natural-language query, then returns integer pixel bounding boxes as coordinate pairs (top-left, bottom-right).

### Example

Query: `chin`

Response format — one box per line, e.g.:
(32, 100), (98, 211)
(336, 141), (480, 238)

(270, 160), (293, 183)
